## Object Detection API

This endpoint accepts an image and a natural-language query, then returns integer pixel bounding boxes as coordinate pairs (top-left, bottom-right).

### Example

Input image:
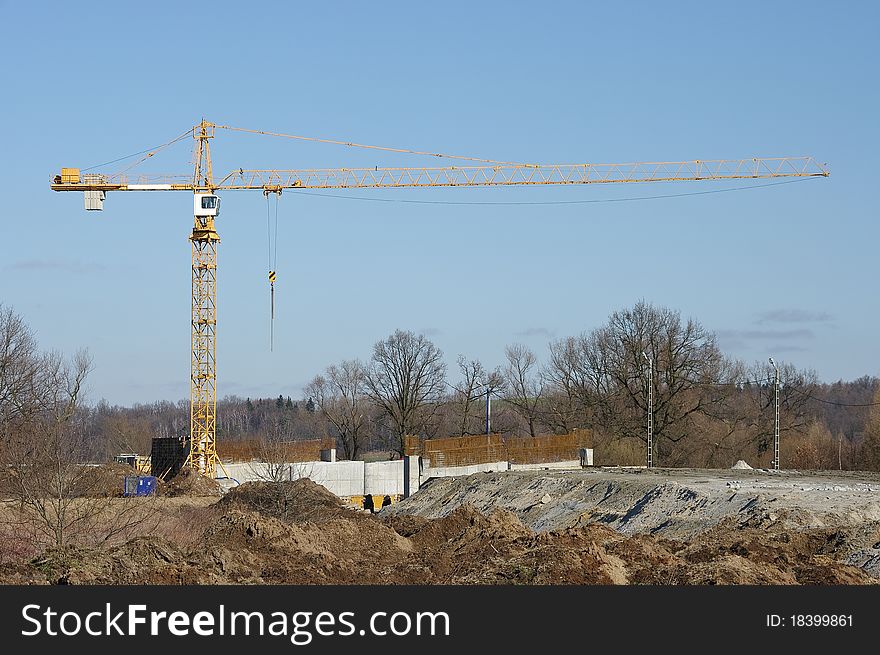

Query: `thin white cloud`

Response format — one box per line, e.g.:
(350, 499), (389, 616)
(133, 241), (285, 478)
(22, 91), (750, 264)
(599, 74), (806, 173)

(515, 327), (555, 338)
(6, 259), (105, 274)
(755, 309), (832, 325)
(768, 344), (809, 353)
(716, 328), (814, 341)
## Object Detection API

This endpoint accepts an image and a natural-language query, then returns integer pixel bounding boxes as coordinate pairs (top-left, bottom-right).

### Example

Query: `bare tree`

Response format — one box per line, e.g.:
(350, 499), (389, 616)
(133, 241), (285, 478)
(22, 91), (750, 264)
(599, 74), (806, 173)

(100, 414), (154, 458)
(735, 360), (818, 465)
(306, 359), (370, 460)
(860, 386), (880, 471)
(544, 336), (593, 433)
(503, 344), (543, 437)
(0, 309), (157, 550)
(0, 304), (49, 432)
(452, 357), (506, 436)
(453, 356), (483, 436)
(2, 350), (153, 548)
(253, 436), (291, 482)
(364, 330), (446, 454)
(566, 301), (729, 464)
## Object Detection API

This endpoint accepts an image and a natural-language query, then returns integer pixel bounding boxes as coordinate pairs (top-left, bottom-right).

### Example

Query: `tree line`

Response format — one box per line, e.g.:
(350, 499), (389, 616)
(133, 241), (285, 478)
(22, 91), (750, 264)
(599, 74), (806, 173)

(3, 301), (880, 470)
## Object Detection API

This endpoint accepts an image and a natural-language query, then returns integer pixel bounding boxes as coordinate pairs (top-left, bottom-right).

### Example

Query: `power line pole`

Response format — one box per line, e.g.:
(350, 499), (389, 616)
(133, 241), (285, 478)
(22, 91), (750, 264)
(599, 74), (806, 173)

(643, 352), (653, 469)
(769, 357), (780, 471)
(485, 387), (492, 435)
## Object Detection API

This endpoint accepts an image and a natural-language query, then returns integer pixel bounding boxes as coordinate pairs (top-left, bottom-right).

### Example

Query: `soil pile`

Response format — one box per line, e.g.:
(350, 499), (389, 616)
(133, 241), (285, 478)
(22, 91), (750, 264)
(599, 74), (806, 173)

(217, 479), (347, 523)
(7, 482), (876, 586)
(163, 467), (221, 497)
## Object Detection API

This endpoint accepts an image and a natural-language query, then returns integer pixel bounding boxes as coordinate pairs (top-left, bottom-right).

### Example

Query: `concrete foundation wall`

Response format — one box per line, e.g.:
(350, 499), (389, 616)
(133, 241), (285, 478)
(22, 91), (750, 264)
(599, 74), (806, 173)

(581, 448), (594, 467)
(404, 455), (420, 497)
(222, 460), (366, 497)
(222, 461), (280, 483)
(222, 449), (590, 498)
(509, 459), (583, 471)
(364, 460), (405, 496)
(421, 460), (510, 481)
(290, 460), (365, 497)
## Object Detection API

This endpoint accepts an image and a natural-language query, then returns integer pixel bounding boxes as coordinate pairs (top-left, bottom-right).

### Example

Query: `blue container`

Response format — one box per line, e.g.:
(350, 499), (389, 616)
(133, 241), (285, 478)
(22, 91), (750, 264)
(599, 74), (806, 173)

(123, 475), (158, 497)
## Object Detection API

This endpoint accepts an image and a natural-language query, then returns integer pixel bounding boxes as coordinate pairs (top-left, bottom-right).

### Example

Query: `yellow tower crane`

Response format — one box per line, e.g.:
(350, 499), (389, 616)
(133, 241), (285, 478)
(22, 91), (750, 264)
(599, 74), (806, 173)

(50, 119), (829, 478)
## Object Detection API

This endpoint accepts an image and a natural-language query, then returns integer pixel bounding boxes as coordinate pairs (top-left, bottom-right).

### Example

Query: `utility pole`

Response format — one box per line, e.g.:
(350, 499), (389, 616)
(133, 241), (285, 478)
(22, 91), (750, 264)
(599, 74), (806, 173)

(769, 357), (780, 471)
(643, 352), (653, 469)
(485, 387), (492, 435)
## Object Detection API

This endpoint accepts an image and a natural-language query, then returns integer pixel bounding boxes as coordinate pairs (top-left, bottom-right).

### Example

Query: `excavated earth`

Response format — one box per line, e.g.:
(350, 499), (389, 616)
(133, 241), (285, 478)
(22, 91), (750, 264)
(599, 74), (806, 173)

(2, 469), (879, 585)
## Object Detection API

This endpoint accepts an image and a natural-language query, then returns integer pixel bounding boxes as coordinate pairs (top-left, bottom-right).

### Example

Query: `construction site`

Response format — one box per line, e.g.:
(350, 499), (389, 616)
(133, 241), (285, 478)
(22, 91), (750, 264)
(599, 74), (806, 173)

(2, 419), (880, 585)
(0, 87), (877, 591)
(6, 10), (880, 588)
(0, 108), (877, 586)
(1, 463), (879, 585)
(2, 12), (879, 655)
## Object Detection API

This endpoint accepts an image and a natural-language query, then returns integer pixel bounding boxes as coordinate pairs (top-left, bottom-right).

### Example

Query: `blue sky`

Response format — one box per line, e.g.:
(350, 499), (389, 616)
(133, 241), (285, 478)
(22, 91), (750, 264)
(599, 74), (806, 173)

(1, 1), (877, 405)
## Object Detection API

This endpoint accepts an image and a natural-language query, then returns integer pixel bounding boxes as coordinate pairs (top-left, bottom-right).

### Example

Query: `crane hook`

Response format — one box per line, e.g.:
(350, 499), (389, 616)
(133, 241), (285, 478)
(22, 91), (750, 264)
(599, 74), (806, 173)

(265, 189), (281, 352)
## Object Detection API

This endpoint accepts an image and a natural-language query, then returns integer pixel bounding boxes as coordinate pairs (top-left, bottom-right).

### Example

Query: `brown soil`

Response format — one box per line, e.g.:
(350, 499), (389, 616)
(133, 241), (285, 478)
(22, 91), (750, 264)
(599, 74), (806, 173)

(162, 467), (221, 497)
(4, 478), (876, 586)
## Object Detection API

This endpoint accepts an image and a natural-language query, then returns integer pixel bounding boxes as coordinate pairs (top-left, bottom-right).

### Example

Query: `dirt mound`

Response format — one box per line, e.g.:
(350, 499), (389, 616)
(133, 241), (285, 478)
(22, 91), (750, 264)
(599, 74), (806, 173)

(72, 463), (135, 497)
(163, 467), (221, 497)
(8, 499), (877, 585)
(6, 468), (880, 586)
(217, 479), (349, 523)
(731, 460), (753, 470)
(29, 538), (214, 585)
(390, 506), (626, 584)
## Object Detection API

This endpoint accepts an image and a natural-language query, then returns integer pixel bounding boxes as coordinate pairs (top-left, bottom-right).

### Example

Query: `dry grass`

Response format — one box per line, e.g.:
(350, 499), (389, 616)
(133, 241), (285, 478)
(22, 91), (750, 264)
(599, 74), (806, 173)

(0, 496), (217, 564)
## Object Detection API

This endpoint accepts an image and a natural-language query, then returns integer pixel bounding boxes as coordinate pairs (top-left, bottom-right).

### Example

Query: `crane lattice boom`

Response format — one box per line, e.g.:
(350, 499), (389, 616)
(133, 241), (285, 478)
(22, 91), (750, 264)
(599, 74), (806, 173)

(52, 157), (827, 192)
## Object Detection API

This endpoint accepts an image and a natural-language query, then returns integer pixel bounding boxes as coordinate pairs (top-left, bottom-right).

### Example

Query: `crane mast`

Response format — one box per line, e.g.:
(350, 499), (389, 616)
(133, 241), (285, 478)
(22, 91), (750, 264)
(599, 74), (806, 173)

(187, 120), (221, 476)
(49, 120), (829, 479)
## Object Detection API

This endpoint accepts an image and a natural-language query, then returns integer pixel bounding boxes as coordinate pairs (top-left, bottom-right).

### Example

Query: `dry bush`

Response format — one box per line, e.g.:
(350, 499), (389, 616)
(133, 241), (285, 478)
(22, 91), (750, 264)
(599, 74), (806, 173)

(592, 433), (645, 466)
(0, 501), (41, 565)
(782, 421), (843, 470)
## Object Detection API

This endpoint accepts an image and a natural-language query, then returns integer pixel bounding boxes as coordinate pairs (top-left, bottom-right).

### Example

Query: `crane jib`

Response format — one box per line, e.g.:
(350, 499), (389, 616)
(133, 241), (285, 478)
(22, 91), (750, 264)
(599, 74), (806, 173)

(50, 157), (829, 194)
